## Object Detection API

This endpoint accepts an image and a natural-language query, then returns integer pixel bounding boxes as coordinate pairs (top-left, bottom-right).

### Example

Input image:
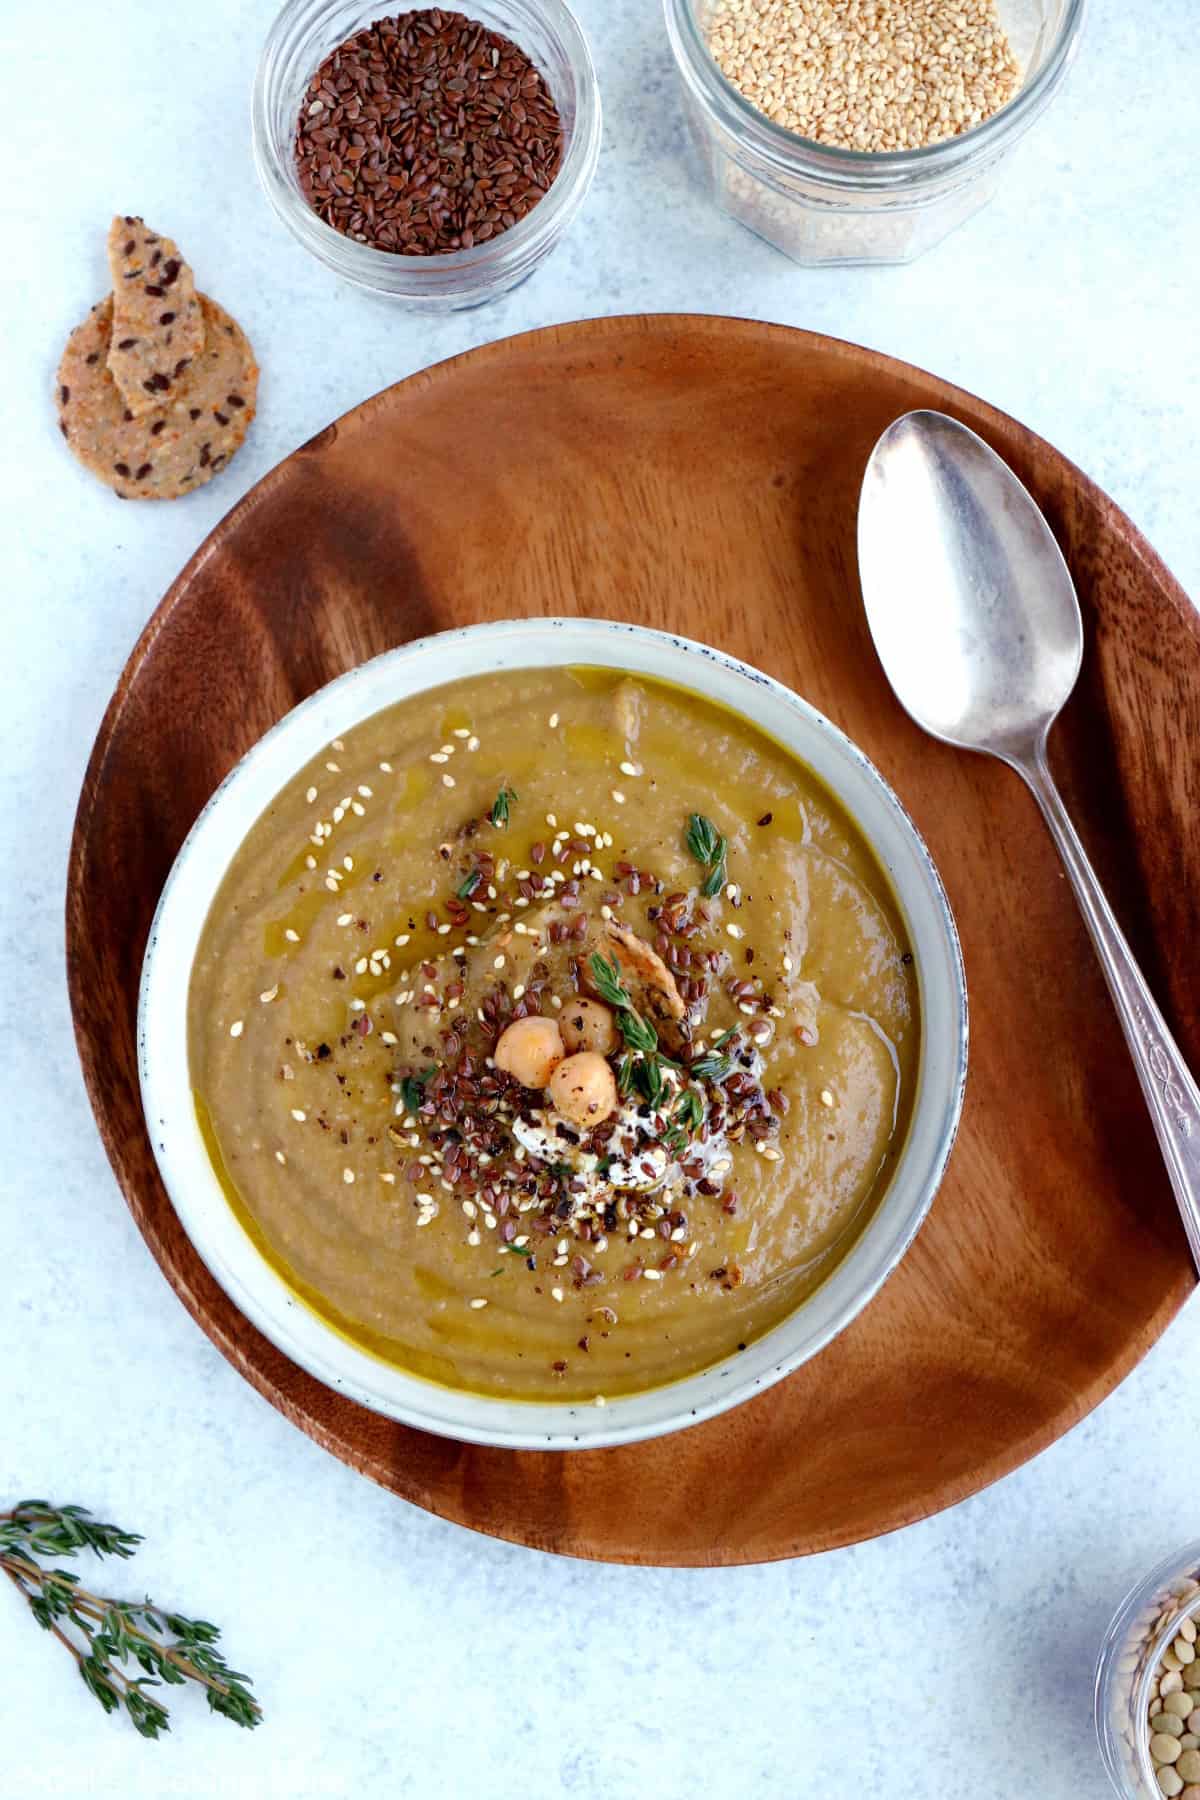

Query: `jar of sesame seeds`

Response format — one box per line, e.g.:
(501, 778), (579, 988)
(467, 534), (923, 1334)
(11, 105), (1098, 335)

(663, 0), (1086, 266)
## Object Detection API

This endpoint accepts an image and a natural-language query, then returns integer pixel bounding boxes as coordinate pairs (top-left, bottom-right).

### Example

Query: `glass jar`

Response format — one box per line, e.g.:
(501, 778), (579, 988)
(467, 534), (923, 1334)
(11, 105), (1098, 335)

(252, 0), (601, 309)
(662, 0), (1087, 267)
(1096, 1542), (1200, 1798)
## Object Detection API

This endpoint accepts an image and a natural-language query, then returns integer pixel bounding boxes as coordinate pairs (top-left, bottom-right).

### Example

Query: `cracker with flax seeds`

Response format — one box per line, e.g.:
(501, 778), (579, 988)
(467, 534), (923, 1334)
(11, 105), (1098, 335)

(56, 293), (258, 500)
(106, 216), (205, 415)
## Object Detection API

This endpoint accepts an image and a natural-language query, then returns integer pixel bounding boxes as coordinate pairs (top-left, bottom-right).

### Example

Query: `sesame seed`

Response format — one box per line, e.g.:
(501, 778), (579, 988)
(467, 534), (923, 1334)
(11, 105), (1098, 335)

(381, 1171), (396, 1184)
(452, 727), (471, 738)
(619, 761), (640, 777)
(343, 1168), (355, 1184)
(437, 922), (452, 935)
(430, 752), (449, 764)
(349, 998), (365, 1011)
(548, 712), (559, 728)
(324, 877), (339, 892)
(469, 1297), (488, 1309)
(379, 760), (393, 772)
(783, 954), (793, 973)
(304, 857), (316, 871)
(380, 1030), (397, 1044)
(551, 1287), (564, 1303)
(343, 856), (353, 871)
(325, 761), (340, 772)
(726, 922), (745, 940)
(705, 0), (1020, 153)
(493, 954), (506, 970)
(594, 1395), (607, 1407)
(285, 927), (301, 942)
(762, 1147), (782, 1161)
(545, 813), (557, 827)
(291, 1108), (307, 1122)
(820, 1088), (835, 1107)
(275, 1150), (286, 1165)
(351, 802), (365, 817)
(305, 785), (318, 803)
(355, 957), (368, 975)
(467, 736), (480, 751)
(468, 1229), (481, 1246)
(337, 912), (354, 927)
(259, 985), (279, 1003)
(332, 739), (345, 751)
(395, 934), (409, 947)
(229, 1019), (244, 1038)
(643, 1269), (663, 1281)
(611, 789), (626, 805)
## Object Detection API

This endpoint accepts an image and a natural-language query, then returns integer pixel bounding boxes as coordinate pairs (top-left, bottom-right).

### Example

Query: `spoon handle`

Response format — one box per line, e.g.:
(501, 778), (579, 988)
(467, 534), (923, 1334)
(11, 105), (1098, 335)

(1019, 746), (1200, 1275)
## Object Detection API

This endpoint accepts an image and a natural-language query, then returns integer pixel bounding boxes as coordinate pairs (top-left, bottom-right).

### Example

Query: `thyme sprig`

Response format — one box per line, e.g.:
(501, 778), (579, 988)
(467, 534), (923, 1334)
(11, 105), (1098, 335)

(489, 786), (518, 828)
(686, 813), (728, 899)
(0, 1502), (261, 1738)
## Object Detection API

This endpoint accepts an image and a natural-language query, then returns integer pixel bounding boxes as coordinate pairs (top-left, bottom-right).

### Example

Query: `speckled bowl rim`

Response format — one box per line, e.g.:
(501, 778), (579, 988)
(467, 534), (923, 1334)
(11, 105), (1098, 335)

(138, 618), (968, 1450)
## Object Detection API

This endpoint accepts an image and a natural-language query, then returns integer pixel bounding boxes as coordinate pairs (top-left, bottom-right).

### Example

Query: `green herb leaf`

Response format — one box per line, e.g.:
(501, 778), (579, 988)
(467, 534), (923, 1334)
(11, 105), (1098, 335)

(616, 1052), (636, 1098)
(618, 1009), (658, 1057)
(400, 1066), (436, 1115)
(674, 1089), (705, 1133)
(634, 1057), (664, 1107)
(712, 1026), (738, 1050)
(489, 786), (518, 828)
(687, 812), (728, 897)
(589, 952), (633, 1012)
(689, 1050), (732, 1082)
(456, 869), (481, 900)
(686, 814), (722, 865)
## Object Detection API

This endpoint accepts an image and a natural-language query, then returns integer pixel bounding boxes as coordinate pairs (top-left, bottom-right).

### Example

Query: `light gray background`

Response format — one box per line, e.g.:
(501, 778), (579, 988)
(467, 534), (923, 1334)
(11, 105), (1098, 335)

(3, 1), (1198, 1794)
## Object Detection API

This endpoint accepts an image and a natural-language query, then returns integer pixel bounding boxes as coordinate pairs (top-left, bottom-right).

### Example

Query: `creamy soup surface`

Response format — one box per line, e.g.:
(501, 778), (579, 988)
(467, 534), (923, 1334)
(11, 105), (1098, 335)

(189, 668), (918, 1402)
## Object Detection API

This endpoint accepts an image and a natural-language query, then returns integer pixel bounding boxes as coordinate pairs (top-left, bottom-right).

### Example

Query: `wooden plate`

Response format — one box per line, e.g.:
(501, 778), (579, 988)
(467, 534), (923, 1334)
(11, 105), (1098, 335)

(68, 316), (1200, 1565)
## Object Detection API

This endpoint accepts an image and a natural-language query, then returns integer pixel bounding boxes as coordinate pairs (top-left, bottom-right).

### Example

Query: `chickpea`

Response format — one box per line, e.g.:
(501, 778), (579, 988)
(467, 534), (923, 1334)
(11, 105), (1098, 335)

(494, 1015), (564, 1089)
(560, 997), (619, 1057)
(548, 1052), (618, 1127)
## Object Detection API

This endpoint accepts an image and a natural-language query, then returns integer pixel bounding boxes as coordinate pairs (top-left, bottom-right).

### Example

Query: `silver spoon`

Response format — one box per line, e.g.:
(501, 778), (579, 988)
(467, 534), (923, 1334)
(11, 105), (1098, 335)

(858, 408), (1200, 1272)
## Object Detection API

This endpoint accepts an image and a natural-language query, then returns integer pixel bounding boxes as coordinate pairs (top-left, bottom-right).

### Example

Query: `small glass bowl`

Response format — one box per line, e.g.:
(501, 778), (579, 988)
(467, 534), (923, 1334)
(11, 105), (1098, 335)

(663, 0), (1087, 267)
(252, 0), (601, 309)
(1096, 1542), (1200, 1798)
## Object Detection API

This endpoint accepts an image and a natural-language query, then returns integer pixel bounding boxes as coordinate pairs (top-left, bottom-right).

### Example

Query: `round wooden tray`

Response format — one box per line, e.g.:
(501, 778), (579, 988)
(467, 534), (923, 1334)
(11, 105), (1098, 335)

(68, 316), (1200, 1565)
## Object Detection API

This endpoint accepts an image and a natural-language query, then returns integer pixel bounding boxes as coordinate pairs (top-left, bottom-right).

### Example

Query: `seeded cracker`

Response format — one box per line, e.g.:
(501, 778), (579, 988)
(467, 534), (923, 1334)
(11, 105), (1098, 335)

(106, 217), (205, 416)
(56, 294), (258, 500)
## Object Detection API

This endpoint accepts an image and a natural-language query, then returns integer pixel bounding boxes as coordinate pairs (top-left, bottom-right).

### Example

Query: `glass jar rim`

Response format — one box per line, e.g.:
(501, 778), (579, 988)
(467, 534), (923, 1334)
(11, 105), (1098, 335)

(1096, 1540), (1200, 1799)
(663, 0), (1088, 187)
(252, 0), (602, 294)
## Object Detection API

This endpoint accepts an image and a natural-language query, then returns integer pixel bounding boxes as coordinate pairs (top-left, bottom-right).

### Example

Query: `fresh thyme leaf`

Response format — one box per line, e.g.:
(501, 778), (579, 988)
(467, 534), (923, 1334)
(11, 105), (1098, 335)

(589, 953), (633, 1012)
(0, 1502), (261, 1737)
(674, 1089), (705, 1133)
(634, 1057), (664, 1107)
(686, 813), (721, 865)
(712, 1026), (738, 1050)
(400, 1066), (436, 1115)
(456, 869), (481, 900)
(661, 1125), (688, 1154)
(687, 812), (727, 896)
(689, 1050), (732, 1082)
(618, 1009), (658, 1057)
(595, 1155), (613, 1175)
(489, 786), (518, 827)
(616, 1052), (636, 1098)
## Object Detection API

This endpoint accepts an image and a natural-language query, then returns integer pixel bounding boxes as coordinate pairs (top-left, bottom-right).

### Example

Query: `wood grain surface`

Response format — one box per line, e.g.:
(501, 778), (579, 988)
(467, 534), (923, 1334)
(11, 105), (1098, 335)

(67, 316), (1200, 1564)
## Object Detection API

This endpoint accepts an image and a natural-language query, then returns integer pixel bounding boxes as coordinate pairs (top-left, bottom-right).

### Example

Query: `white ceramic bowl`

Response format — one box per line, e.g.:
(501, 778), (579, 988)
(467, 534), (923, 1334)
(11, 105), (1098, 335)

(140, 619), (967, 1450)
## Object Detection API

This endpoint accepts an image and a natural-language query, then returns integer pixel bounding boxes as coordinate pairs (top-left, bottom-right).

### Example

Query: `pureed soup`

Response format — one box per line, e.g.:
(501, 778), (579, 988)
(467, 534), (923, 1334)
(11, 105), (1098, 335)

(188, 668), (919, 1403)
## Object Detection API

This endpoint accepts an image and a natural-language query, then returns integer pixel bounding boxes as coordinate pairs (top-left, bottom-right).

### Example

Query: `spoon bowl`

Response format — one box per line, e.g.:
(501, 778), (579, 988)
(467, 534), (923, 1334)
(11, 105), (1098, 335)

(859, 410), (1083, 759)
